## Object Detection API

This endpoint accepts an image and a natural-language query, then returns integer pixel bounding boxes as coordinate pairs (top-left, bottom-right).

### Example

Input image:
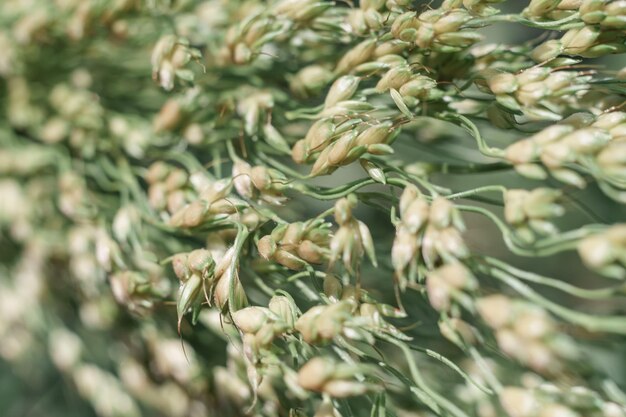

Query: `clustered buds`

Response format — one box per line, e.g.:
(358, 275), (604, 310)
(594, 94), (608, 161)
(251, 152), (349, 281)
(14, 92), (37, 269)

(232, 295), (298, 358)
(391, 7), (482, 52)
(532, 25), (626, 62)
(172, 244), (246, 326)
(293, 115), (395, 173)
(505, 112), (626, 195)
(525, 0), (626, 31)
(523, 0), (580, 19)
(443, 0), (505, 16)
(295, 300), (353, 344)
(146, 162), (192, 215)
(392, 185), (468, 285)
(577, 224), (626, 279)
(426, 262), (477, 312)
(480, 68), (591, 121)
(218, 1), (330, 66)
(218, 15), (282, 66)
(151, 35), (200, 91)
(504, 188), (564, 242)
(330, 195), (377, 272)
(171, 249), (216, 326)
(297, 357), (369, 398)
(346, 0), (388, 35)
(477, 295), (576, 374)
(169, 177), (253, 228)
(232, 160), (287, 205)
(257, 219), (331, 270)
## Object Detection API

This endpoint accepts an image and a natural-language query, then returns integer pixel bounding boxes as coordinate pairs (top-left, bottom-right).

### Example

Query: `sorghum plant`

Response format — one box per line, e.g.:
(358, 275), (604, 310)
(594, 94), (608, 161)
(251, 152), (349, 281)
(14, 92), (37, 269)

(1, 1), (626, 417)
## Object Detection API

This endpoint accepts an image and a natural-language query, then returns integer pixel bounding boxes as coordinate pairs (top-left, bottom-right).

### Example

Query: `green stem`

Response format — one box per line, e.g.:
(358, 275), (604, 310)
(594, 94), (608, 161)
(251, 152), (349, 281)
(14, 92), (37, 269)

(377, 333), (471, 417)
(483, 256), (624, 300)
(478, 263), (626, 334)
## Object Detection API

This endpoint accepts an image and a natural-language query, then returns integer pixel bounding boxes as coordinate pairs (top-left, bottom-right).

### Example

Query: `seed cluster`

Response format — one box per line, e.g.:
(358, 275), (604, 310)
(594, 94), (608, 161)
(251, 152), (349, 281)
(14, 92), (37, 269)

(1, 1), (625, 417)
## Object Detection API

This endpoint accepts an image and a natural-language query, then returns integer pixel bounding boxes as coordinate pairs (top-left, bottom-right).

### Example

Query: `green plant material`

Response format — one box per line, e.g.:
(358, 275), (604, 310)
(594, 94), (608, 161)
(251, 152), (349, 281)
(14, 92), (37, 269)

(1, 1), (626, 417)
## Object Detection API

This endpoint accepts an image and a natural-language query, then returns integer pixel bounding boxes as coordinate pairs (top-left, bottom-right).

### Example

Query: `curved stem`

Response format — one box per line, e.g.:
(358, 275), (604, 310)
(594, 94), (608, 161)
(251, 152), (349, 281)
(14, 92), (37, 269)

(483, 256), (625, 300)
(477, 262), (626, 334)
